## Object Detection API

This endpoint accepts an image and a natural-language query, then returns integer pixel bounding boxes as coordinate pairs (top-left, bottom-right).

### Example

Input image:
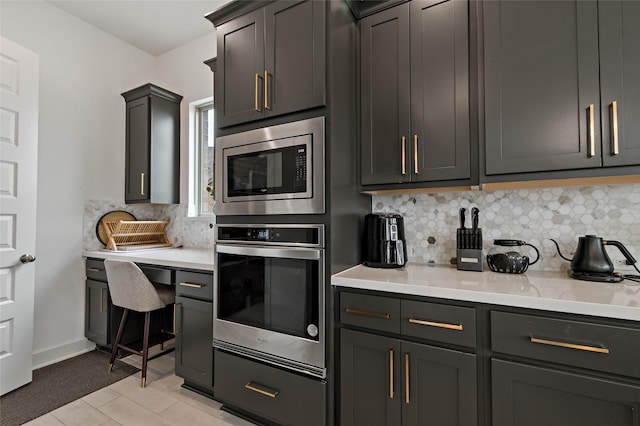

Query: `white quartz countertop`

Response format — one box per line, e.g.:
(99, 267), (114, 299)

(332, 264), (640, 321)
(83, 247), (214, 271)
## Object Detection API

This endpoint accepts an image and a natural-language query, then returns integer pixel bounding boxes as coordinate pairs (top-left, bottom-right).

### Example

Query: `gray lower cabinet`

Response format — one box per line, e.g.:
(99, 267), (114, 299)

(85, 278), (109, 346)
(174, 270), (214, 395)
(491, 311), (640, 426)
(483, 0), (640, 176)
(339, 291), (477, 426)
(214, 349), (327, 426)
(360, 0), (469, 186)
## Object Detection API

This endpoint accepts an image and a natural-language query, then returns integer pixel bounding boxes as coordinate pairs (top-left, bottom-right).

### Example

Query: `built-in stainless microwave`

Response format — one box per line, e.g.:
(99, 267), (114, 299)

(215, 117), (325, 215)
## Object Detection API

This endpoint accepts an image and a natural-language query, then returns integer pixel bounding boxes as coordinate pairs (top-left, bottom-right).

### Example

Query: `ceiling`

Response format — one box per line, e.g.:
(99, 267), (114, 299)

(47, 0), (234, 56)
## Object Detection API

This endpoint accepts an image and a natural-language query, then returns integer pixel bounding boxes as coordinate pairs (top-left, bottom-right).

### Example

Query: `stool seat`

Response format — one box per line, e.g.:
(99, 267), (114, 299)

(104, 259), (176, 387)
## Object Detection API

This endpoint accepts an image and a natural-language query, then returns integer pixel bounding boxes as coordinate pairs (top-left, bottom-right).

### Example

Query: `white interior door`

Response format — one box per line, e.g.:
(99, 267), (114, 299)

(0, 37), (39, 396)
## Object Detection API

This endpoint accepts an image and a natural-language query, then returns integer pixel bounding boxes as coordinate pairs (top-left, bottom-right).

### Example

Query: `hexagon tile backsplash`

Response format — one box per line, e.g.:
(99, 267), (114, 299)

(372, 184), (640, 272)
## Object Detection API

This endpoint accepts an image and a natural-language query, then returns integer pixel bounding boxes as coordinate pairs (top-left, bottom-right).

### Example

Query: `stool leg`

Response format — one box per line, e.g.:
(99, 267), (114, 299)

(141, 311), (151, 387)
(109, 309), (129, 372)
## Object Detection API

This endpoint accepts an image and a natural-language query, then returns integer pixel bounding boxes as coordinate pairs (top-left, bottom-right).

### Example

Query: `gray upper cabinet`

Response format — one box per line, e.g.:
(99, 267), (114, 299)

(484, 0), (640, 176)
(361, 0), (470, 186)
(121, 84), (182, 204)
(598, 0), (640, 167)
(215, 0), (325, 128)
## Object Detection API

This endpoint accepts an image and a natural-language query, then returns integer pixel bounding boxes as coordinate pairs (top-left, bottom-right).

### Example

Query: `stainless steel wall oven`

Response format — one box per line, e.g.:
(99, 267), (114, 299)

(214, 224), (326, 378)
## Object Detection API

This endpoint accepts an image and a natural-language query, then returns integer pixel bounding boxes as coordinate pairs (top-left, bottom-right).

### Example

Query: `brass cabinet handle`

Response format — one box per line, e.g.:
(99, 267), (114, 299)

(264, 70), (270, 110)
(179, 282), (205, 288)
(100, 288), (106, 313)
(140, 172), (145, 195)
(389, 349), (394, 399)
(254, 73), (261, 112)
(588, 104), (595, 157)
(611, 100), (619, 155)
(401, 136), (406, 175)
(413, 135), (419, 174)
(530, 336), (610, 354)
(87, 267), (103, 273)
(404, 353), (410, 404)
(245, 382), (279, 398)
(408, 318), (463, 331)
(345, 307), (391, 319)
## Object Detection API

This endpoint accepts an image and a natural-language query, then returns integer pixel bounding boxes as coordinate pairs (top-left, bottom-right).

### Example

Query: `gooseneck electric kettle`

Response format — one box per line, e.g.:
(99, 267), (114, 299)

(550, 235), (638, 283)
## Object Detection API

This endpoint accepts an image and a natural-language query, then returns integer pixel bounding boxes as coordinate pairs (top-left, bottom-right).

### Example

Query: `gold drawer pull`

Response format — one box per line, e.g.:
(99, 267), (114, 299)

(245, 382), (279, 398)
(408, 318), (463, 331)
(345, 308), (391, 319)
(141, 172), (145, 195)
(413, 135), (419, 174)
(404, 353), (410, 404)
(401, 136), (407, 175)
(530, 336), (610, 354)
(179, 282), (205, 288)
(611, 100), (619, 155)
(87, 267), (103, 273)
(264, 70), (270, 110)
(588, 104), (595, 158)
(254, 73), (261, 112)
(389, 349), (394, 399)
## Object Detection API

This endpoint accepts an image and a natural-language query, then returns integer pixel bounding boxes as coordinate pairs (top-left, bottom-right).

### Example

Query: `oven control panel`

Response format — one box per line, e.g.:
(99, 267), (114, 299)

(216, 224), (324, 248)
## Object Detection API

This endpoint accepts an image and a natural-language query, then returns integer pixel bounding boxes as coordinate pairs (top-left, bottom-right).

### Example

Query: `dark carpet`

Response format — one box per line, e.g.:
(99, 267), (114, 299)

(0, 349), (139, 426)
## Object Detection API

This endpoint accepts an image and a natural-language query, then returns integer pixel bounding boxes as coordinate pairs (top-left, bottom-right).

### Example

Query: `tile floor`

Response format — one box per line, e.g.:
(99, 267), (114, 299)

(24, 347), (254, 426)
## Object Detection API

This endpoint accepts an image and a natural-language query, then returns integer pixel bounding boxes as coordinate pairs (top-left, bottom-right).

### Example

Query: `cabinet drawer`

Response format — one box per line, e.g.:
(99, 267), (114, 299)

(491, 311), (640, 379)
(137, 265), (173, 285)
(86, 258), (107, 281)
(401, 300), (476, 348)
(340, 292), (401, 334)
(176, 270), (213, 301)
(214, 350), (326, 426)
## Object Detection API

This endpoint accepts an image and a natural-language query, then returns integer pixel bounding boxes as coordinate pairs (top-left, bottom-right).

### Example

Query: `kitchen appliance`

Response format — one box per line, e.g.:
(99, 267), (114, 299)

(457, 207), (483, 272)
(214, 117), (325, 216)
(214, 224), (326, 378)
(551, 235), (638, 283)
(487, 239), (540, 274)
(362, 213), (407, 268)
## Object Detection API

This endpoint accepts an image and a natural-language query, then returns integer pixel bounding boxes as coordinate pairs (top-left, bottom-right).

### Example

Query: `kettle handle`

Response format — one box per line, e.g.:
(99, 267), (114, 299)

(523, 243), (541, 265)
(604, 240), (637, 265)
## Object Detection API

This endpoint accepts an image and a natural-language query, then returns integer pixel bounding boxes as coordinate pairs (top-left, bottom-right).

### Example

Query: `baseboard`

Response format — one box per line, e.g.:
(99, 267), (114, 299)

(32, 338), (96, 369)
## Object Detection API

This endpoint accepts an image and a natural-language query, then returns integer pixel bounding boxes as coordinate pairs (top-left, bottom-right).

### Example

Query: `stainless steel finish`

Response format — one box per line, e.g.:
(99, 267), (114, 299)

(213, 231), (326, 378)
(215, 116), (325, 215)
(20, 254), (36, 263)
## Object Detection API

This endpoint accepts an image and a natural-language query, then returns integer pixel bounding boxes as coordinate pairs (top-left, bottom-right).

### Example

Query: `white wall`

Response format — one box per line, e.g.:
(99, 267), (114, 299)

(1, 1), (157, 366)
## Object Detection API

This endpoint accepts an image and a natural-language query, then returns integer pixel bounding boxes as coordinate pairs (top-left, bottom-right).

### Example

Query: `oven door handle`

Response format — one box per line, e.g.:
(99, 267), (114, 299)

(216, 244), (322, 260)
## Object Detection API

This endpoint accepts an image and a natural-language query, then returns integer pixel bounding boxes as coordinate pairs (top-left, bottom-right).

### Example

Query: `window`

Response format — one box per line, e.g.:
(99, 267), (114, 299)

(196, 102), (215, 215)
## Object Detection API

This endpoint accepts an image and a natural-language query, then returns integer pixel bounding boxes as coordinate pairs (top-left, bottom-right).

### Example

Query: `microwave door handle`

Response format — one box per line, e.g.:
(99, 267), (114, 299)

(216, 244), (321, 261)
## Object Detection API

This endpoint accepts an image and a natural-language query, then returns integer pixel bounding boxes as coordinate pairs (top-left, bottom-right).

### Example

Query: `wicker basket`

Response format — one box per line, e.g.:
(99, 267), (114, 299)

(101, 220), (171, 251)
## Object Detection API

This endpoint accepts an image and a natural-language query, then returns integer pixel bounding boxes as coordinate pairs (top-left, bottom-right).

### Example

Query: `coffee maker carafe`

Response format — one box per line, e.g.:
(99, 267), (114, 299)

(362, 213), (407, 268)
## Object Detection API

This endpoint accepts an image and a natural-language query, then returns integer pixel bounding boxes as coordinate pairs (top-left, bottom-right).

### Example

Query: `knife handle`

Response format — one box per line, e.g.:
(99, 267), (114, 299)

(459, 208), (466, 229)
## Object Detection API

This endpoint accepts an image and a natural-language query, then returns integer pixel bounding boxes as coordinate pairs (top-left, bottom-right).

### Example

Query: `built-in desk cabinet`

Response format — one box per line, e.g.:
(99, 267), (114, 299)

(84, 258), (214, 395)
(337, 288), (640, 426)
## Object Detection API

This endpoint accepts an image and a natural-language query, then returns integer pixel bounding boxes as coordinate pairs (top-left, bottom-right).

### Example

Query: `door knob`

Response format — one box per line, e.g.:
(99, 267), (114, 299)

(20, 254), (36, 263)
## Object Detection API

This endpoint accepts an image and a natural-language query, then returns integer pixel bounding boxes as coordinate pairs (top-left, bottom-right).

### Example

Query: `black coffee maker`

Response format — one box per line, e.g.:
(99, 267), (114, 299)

(362, 213), (407, 268)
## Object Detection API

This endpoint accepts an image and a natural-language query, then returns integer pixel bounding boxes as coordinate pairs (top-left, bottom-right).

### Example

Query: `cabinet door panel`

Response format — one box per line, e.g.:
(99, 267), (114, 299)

(360, 4), (411, 185)
(492, 359), (640, 426)
(265, 0), (325, 116)
(125, 97), (149, 202)
(410, 0), (469, 182)
(340, 329), (401, 426)
(403, 341), (477, 426)
(216, 9), (264, 128)
(599, 0), (640, 167)
(484, 0), (601, 174)
(86, 279), (109, 346)
(175, 296), (213, 391)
